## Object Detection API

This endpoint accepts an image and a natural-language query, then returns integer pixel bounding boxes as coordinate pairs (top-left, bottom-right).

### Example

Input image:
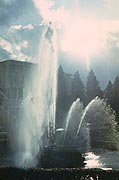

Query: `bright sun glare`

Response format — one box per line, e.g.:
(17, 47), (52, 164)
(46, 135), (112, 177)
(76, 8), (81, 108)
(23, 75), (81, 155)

(34, 0), (113, 68)
(60, 14), (106, 68)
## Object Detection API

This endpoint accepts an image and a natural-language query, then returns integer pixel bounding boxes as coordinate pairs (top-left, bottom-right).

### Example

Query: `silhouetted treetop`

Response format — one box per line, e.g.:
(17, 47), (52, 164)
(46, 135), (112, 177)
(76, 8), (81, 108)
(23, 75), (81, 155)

(86, 69), (103, 104)
(71, 71), (85, 102)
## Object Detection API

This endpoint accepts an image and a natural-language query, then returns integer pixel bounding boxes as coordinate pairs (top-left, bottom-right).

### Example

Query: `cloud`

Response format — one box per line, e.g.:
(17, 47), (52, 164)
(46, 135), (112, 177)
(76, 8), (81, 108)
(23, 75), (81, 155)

(10, 24), (34, 31)
(0, 38), (12, 52)
(23, 24), (34, 30)
(10, 25), (23, 31)
(0, 23), (43, 62)
(0, 37), (30, 61)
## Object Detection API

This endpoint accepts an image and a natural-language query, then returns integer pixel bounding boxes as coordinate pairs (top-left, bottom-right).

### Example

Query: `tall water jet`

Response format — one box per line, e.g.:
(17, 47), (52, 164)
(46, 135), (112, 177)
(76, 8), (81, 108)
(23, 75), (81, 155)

(63, 98), (84, 146)
(15, 21), (58, 167)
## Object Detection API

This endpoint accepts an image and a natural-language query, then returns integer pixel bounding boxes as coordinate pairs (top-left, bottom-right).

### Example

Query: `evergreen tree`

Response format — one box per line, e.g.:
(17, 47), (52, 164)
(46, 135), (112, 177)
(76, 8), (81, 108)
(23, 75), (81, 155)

(86, 69), (103, 104)
(112, 76), (119, 113)
(104, 80), (113, 105)
(56, 65), (67, 128)
(71, 71), (85, 102)
(57, 65), (67, 105)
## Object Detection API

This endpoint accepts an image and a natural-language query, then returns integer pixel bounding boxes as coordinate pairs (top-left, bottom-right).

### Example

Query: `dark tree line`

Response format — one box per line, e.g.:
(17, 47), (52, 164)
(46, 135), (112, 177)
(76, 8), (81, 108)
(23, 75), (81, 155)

(56, 65), (119, 127)
(104, 76), (119, 117)
(57, 65), (104, 108)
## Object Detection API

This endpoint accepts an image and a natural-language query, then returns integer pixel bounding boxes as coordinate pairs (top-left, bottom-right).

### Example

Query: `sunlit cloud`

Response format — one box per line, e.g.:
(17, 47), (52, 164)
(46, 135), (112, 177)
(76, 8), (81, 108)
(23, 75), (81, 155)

(10, 25), (22, 30)
(10, 24), (34, 31)
(33, 0), (119, 68)
(0, 38), (12, 52)
(11, 52), (30, 61)
(23, 24), (34, 30)
(15, 45), (21, 51)
(22, 40), (28, 48)
(0, 37), (30, 61)
(15, 41), (28, 51)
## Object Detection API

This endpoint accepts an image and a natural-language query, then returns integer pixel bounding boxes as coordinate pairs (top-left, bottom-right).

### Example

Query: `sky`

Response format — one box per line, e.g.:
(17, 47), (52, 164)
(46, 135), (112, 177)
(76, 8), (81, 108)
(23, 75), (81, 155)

(0, 0), (119, 88)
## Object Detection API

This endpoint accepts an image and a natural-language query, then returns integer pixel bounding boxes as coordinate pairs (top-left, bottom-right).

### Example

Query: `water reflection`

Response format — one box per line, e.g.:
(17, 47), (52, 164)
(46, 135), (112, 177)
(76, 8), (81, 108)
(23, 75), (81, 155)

(85, 152), (104, 169)
(85, 150), (119, 170)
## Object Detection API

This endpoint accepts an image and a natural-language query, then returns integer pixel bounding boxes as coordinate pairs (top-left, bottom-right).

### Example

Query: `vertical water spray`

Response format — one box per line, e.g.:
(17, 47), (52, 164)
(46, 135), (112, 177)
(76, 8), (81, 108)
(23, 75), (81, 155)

(74, 98), (96, 145)
(63, 98), (84, 146)
(15, 21), (58, 167)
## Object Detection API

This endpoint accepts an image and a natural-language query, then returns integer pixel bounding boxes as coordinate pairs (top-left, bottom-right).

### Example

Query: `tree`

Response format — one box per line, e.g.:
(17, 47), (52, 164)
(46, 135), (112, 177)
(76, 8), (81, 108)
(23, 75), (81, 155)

(56, 65), (67, 128)
(104, 80), (113, 106)
(86, 69), (103, 105)
(112, 76), (119, 113)
(71, 71), (85, 102)
(57, 65), (66, 100)
(104, 77), (119, 125)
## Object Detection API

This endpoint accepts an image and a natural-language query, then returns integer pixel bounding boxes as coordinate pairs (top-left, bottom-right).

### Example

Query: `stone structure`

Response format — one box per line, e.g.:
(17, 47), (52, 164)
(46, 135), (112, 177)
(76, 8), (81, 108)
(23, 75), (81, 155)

(0, 59), (36, 153)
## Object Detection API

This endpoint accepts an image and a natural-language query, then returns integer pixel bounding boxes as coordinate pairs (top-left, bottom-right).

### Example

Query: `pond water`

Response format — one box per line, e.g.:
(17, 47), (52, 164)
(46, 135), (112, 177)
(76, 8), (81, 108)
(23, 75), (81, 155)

(85, 150), (119, 170)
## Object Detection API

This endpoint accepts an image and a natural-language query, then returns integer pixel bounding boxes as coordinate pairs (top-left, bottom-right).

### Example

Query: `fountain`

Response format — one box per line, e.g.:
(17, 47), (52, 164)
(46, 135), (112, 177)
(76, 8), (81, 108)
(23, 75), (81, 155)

(59, 96), (119, 169)
(11, 21), (86, 168)
(77, 97), (119, 151)
(63, 99), (87, 147)
(62, 98), (89, 152)
(10, 20), (118, 168)
(63, 96), (119, 153)
(15, 21), (58, 167)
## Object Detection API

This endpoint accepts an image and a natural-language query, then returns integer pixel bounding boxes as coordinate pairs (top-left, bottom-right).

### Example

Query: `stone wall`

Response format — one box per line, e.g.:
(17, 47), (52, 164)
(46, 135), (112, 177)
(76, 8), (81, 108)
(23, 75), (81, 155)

(0, 59), (36, 154)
